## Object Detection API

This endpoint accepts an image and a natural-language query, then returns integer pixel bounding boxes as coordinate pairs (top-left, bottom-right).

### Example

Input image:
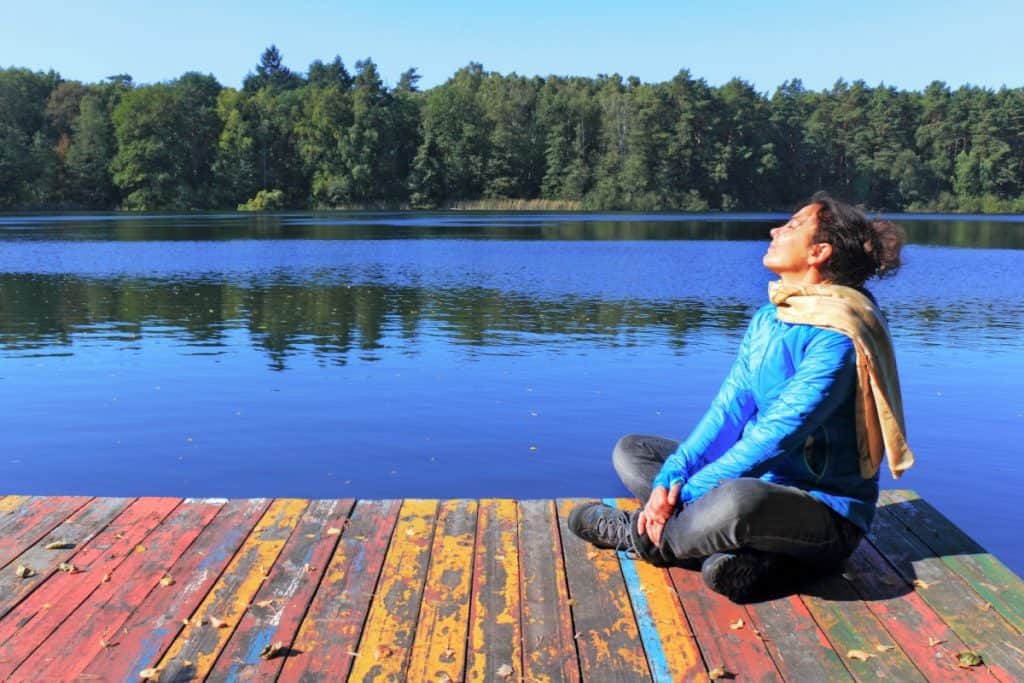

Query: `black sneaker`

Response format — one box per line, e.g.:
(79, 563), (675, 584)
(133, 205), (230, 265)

(567, 502), (634, 551)
(701, 551), (780, 602)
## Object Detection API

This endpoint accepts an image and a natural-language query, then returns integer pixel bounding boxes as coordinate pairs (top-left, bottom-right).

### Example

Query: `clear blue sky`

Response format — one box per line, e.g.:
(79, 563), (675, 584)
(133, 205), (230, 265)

(2, 0), (1021, 93)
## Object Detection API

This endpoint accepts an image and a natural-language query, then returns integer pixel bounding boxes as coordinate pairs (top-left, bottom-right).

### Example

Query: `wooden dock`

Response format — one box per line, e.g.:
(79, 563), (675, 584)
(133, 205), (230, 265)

(0, 490), (1021, 682)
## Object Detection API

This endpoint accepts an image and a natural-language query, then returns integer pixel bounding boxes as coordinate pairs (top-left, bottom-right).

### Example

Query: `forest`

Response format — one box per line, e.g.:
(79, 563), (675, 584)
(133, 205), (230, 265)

(2, 46), (1022, 213)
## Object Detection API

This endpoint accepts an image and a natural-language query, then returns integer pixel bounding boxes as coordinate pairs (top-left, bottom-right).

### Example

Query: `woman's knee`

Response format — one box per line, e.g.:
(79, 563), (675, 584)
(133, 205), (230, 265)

(611, 434), (645, 476)
(705, 478), (774, 520)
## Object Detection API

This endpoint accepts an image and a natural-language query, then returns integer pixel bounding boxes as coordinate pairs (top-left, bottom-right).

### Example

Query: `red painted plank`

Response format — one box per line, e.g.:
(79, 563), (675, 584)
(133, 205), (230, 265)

(0, 496), (92, 569)
(13, 498), (224, 681)
(0, 497), (132, 622)
(76, 498), (270, 682)
(209, 498), (355, 681)
(0, 497), (178, 678)
(277, 499), (402, 683)
(668, 566), (781, 682)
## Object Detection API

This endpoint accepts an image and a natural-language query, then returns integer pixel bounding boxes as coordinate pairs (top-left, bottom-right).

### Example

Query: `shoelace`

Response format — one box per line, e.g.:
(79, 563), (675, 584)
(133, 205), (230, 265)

(596, 511), (639, 555)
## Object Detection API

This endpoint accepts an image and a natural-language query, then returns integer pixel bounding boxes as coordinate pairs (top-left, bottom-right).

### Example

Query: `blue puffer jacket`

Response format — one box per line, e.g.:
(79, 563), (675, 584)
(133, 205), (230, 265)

(652, 302), (879, 532)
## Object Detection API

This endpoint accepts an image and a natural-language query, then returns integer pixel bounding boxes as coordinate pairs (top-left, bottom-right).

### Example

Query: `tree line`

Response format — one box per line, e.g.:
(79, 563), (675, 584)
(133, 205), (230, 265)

(2, 46), (1023, 213)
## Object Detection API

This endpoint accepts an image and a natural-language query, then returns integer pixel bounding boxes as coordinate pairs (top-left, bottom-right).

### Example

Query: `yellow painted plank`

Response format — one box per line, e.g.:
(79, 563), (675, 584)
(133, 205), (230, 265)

(0, 495), (30, 514)
(349, 498), (439, 683)
(466, 499), (522, 683)
(154, 498), (308, 679)
(406, 499), (478, 683)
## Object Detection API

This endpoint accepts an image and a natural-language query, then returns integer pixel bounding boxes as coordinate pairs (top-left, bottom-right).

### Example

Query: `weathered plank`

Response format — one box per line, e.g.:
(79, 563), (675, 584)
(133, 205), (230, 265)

(557, 498), (651, 683)
(609, 498), (706, 683)
(153, 498), (308, 681)
(0, 497), (132, 620)
(518, 499), (581, 683)
(76, 498), (271, 682)
(800, 572), (926, 681)
(669, 565), (782, 682)
(745, 595), (854, 681)
(466, 499), (523, 683)
(0, 497), (179, 679)
(209, 498), (355, 681)
(844, 540), (1000, 682)
(868, 504), (1024, 680)
(0, 496), (30, 515)
(0, 495), (92, 569)
(348, 498), (438, 683)
(407, 499), (478, 683)
(277, 498), (402, 683)
(881, 489), (1024, 634)
(15, 498), (225, 682)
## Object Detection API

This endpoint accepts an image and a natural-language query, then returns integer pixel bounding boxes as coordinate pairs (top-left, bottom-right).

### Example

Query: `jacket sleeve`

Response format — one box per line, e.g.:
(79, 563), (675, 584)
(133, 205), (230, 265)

(651, 310), (761, 490)
(678, 328), (856, 502)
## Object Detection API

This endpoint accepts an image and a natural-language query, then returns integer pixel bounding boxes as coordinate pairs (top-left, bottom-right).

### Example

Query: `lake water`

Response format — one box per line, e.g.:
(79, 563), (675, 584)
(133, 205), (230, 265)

(1, 212), (1022, 574)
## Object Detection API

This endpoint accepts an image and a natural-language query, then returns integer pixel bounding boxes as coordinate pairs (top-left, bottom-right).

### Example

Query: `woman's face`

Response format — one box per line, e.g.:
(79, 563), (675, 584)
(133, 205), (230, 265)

(763, 203), (826, 281)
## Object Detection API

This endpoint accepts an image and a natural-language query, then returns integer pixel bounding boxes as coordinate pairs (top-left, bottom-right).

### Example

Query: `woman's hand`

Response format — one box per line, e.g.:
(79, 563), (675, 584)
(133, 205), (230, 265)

(636, 482), (681, 546)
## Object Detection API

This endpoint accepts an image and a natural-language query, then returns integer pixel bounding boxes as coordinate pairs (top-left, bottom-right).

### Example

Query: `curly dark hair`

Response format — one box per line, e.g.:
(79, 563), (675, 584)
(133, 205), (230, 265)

(806, 191), (905, 287)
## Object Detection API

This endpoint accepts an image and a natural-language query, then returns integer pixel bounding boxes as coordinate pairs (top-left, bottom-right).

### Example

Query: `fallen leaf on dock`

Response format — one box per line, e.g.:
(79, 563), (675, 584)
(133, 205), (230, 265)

(101, 573), (111, 584)
(326, 527), (342, 535)
(99, 638), (117, 649)
(374, 644), (394, 660)
(496, 663), (514, 679)
(254, 599), (275, 608)
(585, 550), (599, 560)
(928, 637), (945, 647)
(58, 562), (78, 574)
(209, 616), (228, 629)
(875, 644), (896, 652)
(980, 602), (992, 611)
(729, 618), (745, 630)
(134, 544), (146, 554)
(846, 649), (874, 661)
(259, 641), (286, 660)
(956, 651), (983, 668)
(436, 674), (453, 683)
(708, 666), (728, 680)
(912, 579), (934, 590)
(159, 576), (175, 587)
(15, 564), (34, 578)
(139, 668), (160, 681)
(44, 540), (74, 550)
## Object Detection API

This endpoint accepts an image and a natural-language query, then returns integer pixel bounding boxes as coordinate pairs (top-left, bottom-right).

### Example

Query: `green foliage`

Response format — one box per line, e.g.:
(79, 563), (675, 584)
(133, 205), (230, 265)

(237, 188), (286, 211)
(3, 60), (1024, 212)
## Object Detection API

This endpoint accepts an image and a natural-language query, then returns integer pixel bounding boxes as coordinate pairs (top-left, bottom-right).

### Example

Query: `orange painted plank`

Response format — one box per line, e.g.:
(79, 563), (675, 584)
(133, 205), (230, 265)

(845, 541), (1000, 682)
(76, 498), (270, 682)
(0, 495), (92, 569)
(669, 566), (781, 682)
(518, 499), (580, 683)
(0, 497), (179, 679)
(556, 498), (651, 683)
(348, 499), (438, 683)
(465, 499), (522, 683)
(277, 499), (402, 683)
(17, 498), (225, 681)
(152, 498), (308, 680)
(406, 499), (478, 683)
(209, 498), (355, 681)
(0, 497), (131, 622)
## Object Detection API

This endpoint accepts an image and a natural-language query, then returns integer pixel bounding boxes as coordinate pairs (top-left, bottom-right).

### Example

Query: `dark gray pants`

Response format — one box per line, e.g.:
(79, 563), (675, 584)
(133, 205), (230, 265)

(613, 434), (863, 570)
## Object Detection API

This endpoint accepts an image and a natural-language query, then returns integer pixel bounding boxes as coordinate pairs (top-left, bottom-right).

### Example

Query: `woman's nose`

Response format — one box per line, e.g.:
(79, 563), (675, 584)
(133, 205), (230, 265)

(770, 226), (781, 239)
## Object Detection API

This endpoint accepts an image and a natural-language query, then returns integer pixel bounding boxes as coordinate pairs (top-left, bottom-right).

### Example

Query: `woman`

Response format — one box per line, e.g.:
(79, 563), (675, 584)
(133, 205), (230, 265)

(569, 192), (914, 602)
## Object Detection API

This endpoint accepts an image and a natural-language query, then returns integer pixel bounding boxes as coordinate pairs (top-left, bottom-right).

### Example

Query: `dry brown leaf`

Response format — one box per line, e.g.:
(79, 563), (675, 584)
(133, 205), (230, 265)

(981, 602), (993, 611)
(134, 544), (146, 554)
(875, 644), (896, 652)
(259, 640), (286, 660)
(912, 579), (934, 590)
(209, 616), (228, 629)
(326, 527), (342, 536)
(496, 663), (514, 679)
(928, 637), (945, 648)
(45, 540), (74, 550)
(192, 616), (205, 626)
(100, 638), (117, 649)
(846, 649), (874, 661)
(159, 576), (175, 587)
(956, 651), (983, 668)
(114, 532), (126, 540)
(255, 599), (275, 608)
(566, 598), (576, 606)
(585, 550), (599, 560)
(305, 533), (316, 539)
(139, 667), (160, 681)
(42, 603), (52, 609)
(101, 573), (112, 584)
(305, 563), (317, 573)
(58, 562), (78, 574)
(708, 666), (728, 680)
(729, 618), (745, 630)
(374, 644), (394, 660)
(15, 564), (34, 578)
(354, 534), (368, 542)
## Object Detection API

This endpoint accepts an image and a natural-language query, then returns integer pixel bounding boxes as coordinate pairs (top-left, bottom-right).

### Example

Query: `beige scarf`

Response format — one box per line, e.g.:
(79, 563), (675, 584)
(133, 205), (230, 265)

(768, 280), (915, 479)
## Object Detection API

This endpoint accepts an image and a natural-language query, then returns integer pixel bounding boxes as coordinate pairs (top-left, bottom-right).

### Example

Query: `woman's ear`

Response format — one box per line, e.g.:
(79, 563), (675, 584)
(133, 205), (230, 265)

(808, 242), (833, 268)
